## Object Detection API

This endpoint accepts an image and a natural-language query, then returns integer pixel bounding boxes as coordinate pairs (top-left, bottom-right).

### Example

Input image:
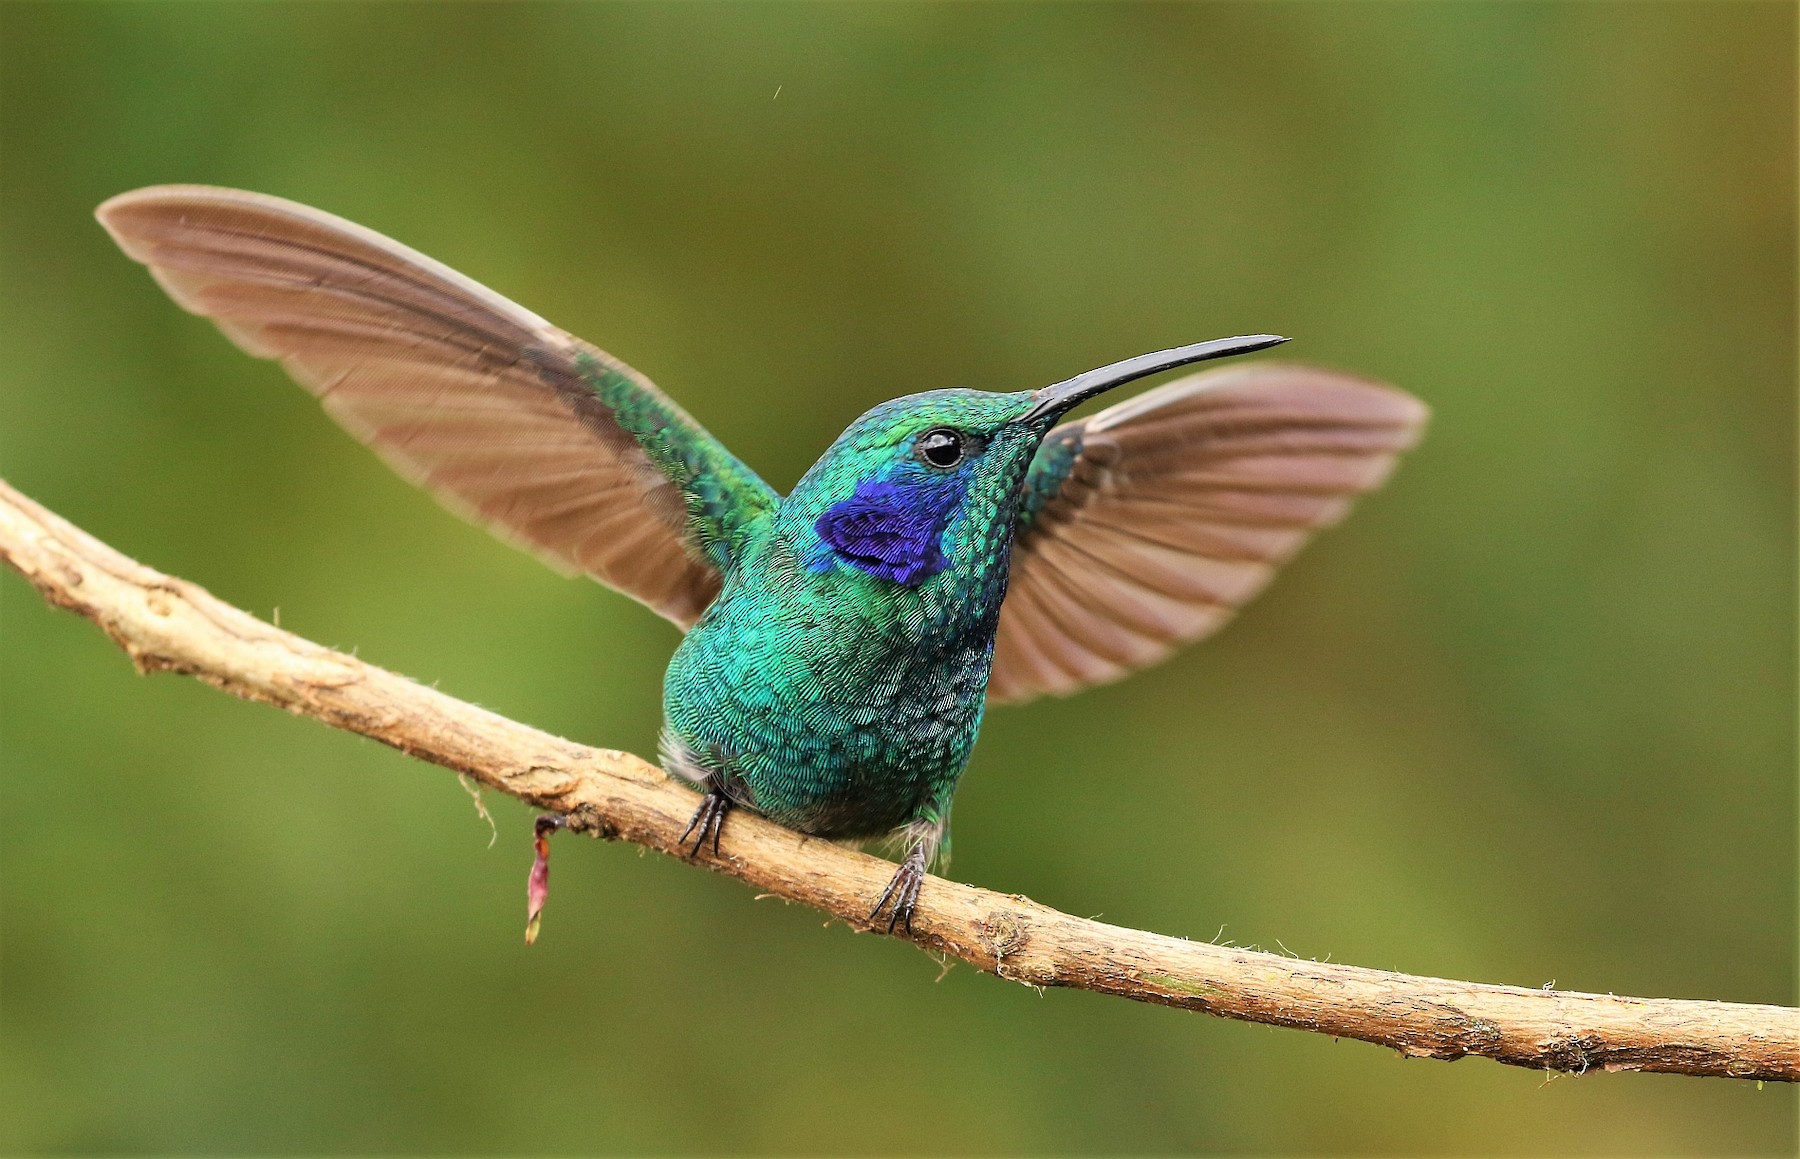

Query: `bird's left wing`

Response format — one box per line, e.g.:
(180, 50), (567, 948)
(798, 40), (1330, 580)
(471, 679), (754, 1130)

(97, 185), (777, 628)
(988, 364), (1427, 704)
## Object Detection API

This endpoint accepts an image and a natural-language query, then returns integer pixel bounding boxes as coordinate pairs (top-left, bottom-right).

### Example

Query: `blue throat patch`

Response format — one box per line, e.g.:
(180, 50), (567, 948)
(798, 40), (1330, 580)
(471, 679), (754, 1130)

(813, 477), (962, 585)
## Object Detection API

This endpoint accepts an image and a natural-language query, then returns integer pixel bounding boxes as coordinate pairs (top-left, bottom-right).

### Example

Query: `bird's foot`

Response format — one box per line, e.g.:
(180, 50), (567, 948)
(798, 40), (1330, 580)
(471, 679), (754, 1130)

(679, 789), (732, 858)
(869, 846), (927, 934)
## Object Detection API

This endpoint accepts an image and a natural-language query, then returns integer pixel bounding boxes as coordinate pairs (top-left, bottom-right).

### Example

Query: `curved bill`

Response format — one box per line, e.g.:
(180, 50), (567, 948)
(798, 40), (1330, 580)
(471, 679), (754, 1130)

(1022, 334), (1289, 423)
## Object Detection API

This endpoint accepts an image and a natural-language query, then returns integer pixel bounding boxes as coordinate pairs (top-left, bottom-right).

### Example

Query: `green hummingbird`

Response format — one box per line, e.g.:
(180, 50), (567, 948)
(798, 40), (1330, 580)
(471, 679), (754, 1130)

(98, 186), (1427, 931)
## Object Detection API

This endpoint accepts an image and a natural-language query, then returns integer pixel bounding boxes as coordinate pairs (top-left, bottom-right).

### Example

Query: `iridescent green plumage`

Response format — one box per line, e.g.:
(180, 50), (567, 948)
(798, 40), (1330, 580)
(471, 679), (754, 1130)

(662, 393), (1040, 878)
(572, 352), (774, 573)
(97, 185), (1428, 931)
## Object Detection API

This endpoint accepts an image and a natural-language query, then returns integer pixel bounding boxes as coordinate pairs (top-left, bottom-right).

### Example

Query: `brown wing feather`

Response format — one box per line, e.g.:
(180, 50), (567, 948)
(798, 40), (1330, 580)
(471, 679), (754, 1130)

(990, 363), (1427, 704)
(96, 185), (769, 627)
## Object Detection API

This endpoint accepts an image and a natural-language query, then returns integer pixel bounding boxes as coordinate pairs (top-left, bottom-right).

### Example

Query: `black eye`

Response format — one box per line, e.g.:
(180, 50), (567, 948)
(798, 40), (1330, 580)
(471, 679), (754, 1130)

(915, 428), (967, 469)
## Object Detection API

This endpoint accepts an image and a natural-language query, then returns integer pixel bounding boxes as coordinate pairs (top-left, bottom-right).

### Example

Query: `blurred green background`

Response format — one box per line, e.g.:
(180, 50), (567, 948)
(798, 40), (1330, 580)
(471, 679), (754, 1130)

(1, 2), (1793, 1154)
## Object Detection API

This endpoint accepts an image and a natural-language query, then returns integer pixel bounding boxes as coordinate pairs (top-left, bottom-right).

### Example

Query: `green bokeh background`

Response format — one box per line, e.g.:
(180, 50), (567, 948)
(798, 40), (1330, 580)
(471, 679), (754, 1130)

(2, 2), (1794, 1154)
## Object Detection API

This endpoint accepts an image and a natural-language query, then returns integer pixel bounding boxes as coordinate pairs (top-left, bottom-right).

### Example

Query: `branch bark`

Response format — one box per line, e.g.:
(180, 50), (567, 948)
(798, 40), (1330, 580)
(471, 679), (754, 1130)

(3, 475), (1794, 1083)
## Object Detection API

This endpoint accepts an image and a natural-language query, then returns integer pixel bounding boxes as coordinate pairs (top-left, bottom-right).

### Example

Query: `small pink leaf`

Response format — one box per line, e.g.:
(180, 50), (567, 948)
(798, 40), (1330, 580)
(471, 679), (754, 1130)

(525, 814), (566, 945)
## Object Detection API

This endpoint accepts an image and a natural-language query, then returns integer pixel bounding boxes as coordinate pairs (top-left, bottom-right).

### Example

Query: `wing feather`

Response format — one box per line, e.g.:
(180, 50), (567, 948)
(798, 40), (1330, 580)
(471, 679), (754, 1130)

(991, 364), (1426, 704)
(97, 185), (777, 627)
(1010, 574), (1126, 690)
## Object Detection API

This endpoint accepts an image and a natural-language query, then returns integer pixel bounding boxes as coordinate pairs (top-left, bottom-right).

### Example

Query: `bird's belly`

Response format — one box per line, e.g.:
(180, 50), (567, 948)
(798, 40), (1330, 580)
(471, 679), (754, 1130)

(661, 615), (990, 839)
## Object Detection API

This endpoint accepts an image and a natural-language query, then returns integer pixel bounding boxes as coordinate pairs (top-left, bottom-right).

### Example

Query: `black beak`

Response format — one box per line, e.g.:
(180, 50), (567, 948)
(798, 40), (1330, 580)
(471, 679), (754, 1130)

(1021, 334), (1289, 424)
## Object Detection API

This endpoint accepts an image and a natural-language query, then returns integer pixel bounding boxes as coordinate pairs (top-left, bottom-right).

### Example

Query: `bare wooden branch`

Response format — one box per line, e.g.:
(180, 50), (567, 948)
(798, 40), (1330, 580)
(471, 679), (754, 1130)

(3, 475), (1794, 1083)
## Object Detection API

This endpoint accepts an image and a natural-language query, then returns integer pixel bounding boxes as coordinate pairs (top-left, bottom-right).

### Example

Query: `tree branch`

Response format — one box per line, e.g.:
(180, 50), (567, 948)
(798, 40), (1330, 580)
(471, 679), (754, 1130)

(3, 475), (1794, 1083)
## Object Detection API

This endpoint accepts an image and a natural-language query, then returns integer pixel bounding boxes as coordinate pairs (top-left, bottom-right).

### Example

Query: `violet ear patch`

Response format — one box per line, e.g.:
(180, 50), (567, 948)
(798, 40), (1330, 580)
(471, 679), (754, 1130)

(815, 478), (961, 585)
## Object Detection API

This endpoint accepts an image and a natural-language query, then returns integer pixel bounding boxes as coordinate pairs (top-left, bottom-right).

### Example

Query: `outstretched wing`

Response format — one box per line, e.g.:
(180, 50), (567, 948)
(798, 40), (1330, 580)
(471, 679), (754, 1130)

(97, 185), (776, 628)
(989, 364), (1427, 704)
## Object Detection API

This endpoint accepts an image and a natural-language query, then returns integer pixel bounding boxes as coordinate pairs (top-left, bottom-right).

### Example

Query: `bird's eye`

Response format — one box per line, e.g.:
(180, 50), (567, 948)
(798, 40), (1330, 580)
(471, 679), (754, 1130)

(914, 428), (967, 469)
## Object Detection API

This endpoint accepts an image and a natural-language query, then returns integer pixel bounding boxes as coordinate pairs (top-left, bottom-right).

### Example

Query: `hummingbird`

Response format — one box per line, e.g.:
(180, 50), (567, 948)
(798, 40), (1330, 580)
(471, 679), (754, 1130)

(97, 186), (1427, 932)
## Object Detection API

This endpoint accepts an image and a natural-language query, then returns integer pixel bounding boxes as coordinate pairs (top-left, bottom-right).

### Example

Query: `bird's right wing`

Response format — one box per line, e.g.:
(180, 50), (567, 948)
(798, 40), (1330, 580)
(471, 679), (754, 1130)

(989, 364), (1427, 703)
(98, 185), (777, 628)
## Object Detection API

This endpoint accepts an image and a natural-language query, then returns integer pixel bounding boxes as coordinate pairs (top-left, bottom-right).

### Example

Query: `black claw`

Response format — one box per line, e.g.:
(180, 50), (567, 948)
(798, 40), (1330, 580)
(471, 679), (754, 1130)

(869, 848), (927, 935)
(680, 790), (732, 858)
